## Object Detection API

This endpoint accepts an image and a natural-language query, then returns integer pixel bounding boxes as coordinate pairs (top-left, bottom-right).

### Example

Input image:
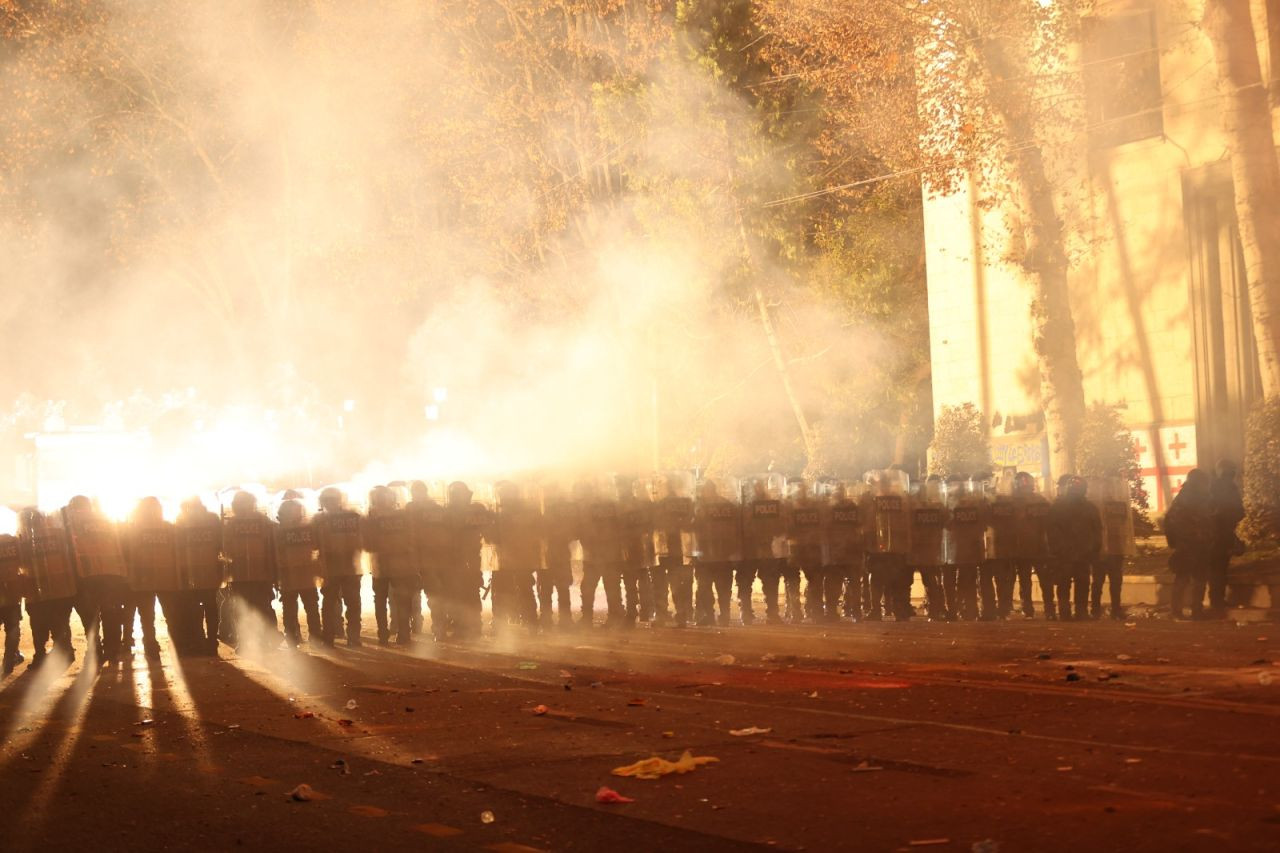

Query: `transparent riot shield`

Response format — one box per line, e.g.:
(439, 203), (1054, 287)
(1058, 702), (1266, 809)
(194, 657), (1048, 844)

(863, 469), (910, 554)
(1090, 475), (1136, 557)
(909, 476), (946, 566)
(947, 477), (988, 566)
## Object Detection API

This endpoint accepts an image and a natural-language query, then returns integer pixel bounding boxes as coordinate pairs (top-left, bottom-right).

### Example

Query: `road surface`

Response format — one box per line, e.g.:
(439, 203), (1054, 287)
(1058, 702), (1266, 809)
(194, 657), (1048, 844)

(1, 614), (1277, 851)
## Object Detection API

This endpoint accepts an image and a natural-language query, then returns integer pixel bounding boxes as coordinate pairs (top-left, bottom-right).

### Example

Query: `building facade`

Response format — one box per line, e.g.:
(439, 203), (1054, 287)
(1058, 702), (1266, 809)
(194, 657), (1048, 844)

(923, 0), (1276, 512)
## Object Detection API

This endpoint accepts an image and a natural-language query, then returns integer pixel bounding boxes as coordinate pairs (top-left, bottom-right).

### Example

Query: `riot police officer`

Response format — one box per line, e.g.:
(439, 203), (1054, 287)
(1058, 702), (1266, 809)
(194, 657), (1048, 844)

(861, 470), (910, 621)
(742, 476), (786, 625)
(906, 477), (947, 621)
(277, 498), (323, 648)
(574, 480), (626, 628)
(693, 478), (740, 627)
(1046, 475), (1101, 620)
(981, 471), (1018, 620)
(364, 485), (420, 645)
(787, 480), (827, 623)
(313, 487), (364, 647)
(0, 525), (24, 674)
(537, 482), (576, 630)
(944, 475), (985, 620)
(123, 497), (180, 658)
(444, 481), (489, 640)
(175, 496), (224, 654)
(821, 481), (864, 621)
(1090, 476), (1134, 620)
(618, 478), (656, 627)
(20, 508), (78, 666)
(1011, 473), (1051, 619)
(488, 481), (541, 634)
(651, 474), (695, 628)
(221, 490), (278, 650)
(65, 494), (129, 664)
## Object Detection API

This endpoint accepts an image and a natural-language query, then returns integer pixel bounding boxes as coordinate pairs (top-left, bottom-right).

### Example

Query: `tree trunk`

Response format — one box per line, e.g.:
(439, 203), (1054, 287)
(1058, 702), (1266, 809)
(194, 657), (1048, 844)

(977, 36), (1088, 477)
(1202, 0), (1280, 398)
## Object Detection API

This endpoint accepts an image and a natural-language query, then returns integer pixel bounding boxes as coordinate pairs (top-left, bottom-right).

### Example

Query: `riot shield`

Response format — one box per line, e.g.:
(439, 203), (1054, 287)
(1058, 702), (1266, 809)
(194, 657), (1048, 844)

(786, 477), (825, 566)
(1091, 476), (1136, 557)
(650, 471), (695, 563)
(694, 476), (742, 563)
(908, 477), (946, 567)
(946, 478), (987, 565)
(862, 469), (910, 555)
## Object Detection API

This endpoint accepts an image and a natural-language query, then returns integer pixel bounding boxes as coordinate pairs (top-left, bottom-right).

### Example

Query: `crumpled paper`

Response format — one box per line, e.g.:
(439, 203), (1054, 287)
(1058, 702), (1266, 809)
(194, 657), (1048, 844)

(611, 750), (719, 780)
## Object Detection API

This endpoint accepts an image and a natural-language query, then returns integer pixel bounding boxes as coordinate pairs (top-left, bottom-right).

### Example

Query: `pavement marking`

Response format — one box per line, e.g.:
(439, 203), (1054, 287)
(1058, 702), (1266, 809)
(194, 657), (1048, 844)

(485, 844), (547, 853)
(411, 822), (464, 837)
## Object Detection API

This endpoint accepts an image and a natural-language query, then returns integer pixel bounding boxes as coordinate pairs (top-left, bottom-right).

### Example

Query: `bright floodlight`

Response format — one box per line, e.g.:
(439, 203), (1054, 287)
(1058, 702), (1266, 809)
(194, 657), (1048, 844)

(343, 399), (356, 413)
(425, 404), (440, 421)
(433, 387), (448, 403)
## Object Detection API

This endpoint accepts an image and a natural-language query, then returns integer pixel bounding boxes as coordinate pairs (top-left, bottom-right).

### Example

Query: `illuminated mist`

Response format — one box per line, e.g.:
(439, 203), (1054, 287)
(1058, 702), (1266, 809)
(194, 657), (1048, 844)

(1, 1), (897, 509)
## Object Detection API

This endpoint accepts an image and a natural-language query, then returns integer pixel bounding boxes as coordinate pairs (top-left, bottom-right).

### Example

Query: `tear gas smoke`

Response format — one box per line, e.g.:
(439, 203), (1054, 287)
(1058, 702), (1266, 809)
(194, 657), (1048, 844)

(1, 1), (895, 510)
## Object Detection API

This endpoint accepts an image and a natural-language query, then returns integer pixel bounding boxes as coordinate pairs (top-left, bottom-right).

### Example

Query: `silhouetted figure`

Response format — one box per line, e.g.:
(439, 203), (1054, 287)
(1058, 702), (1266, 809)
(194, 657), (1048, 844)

(1046, 476), (1101, 621)
(1165, 469), (1213, 620)
(1207, 460), (1245, 617)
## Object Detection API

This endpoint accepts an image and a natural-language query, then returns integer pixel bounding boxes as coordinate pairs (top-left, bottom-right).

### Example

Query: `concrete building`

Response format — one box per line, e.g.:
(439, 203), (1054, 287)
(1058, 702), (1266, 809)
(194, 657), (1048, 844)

(923, 0), (1276, 512)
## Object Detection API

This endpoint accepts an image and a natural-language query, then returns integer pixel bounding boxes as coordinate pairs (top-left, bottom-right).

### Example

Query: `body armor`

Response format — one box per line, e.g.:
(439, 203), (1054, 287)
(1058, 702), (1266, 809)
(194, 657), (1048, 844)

(222, 513), (275, 583)
(127, 522), (183, 592)
(694, 489), (742, 563)
(67, 512), (128, 579)
(0, 534), (25, 608)
(276, 521), (321, 590)
(176, 511), (224, 589)
(23, 523), (78, 601)
(313, 509), (364, 578)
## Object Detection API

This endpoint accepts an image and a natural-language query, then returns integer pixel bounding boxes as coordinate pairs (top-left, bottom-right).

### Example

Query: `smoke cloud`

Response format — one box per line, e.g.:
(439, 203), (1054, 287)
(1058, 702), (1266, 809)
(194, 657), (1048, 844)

(0, 0), (894, 507)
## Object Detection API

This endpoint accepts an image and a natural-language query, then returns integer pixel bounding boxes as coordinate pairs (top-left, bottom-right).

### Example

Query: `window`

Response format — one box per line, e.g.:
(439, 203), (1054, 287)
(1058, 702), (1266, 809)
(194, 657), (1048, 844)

(1082, 11), (1163, 148)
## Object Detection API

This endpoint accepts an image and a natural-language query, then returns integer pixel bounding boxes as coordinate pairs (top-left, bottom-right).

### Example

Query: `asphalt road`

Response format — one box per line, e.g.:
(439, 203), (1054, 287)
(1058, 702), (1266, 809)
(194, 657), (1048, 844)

(1, 610), (1278, 852)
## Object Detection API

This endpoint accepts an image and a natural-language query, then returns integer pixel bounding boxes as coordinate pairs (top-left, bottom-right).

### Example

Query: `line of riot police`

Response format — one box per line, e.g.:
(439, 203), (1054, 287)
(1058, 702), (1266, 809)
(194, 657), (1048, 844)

(0, 468), (1137, 673)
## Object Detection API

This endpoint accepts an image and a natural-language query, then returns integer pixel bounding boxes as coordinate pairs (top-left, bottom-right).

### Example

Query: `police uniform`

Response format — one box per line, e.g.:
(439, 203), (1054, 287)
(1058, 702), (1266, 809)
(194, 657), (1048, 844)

(538, 491), (576, 629)
(277, 514), (323, 647)
(365, 502), (421, 645)
(984, 491), (1018, 619)
(577, 492), (626, 628)
(175, 502), (224, 653)
(124, 512), (182, 657)
(693, 485), (739, 626)
(65, 502), (130, 662)
(313, 504), (364, 646)
(488, 491), (541, 632)
(787, 489), (827, 622)
(906, 489), (946, 620)
(861, 473), (910, 621)
(652, 487), (695, 627)
(0, 534), (25, 673)
(1090, 478), (1134, 620)
(221, 507), (278, 647)
(20, 513), (77, 665)
(1046, 478), (1101, 620)
(1012, 484), (1051, 619)
(945, 486), (986, 621)
(742, 485), (786, 624)
(618, 489), (656, 627)
(821, 489), (864, 620)
(443, 486), (489, 640)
